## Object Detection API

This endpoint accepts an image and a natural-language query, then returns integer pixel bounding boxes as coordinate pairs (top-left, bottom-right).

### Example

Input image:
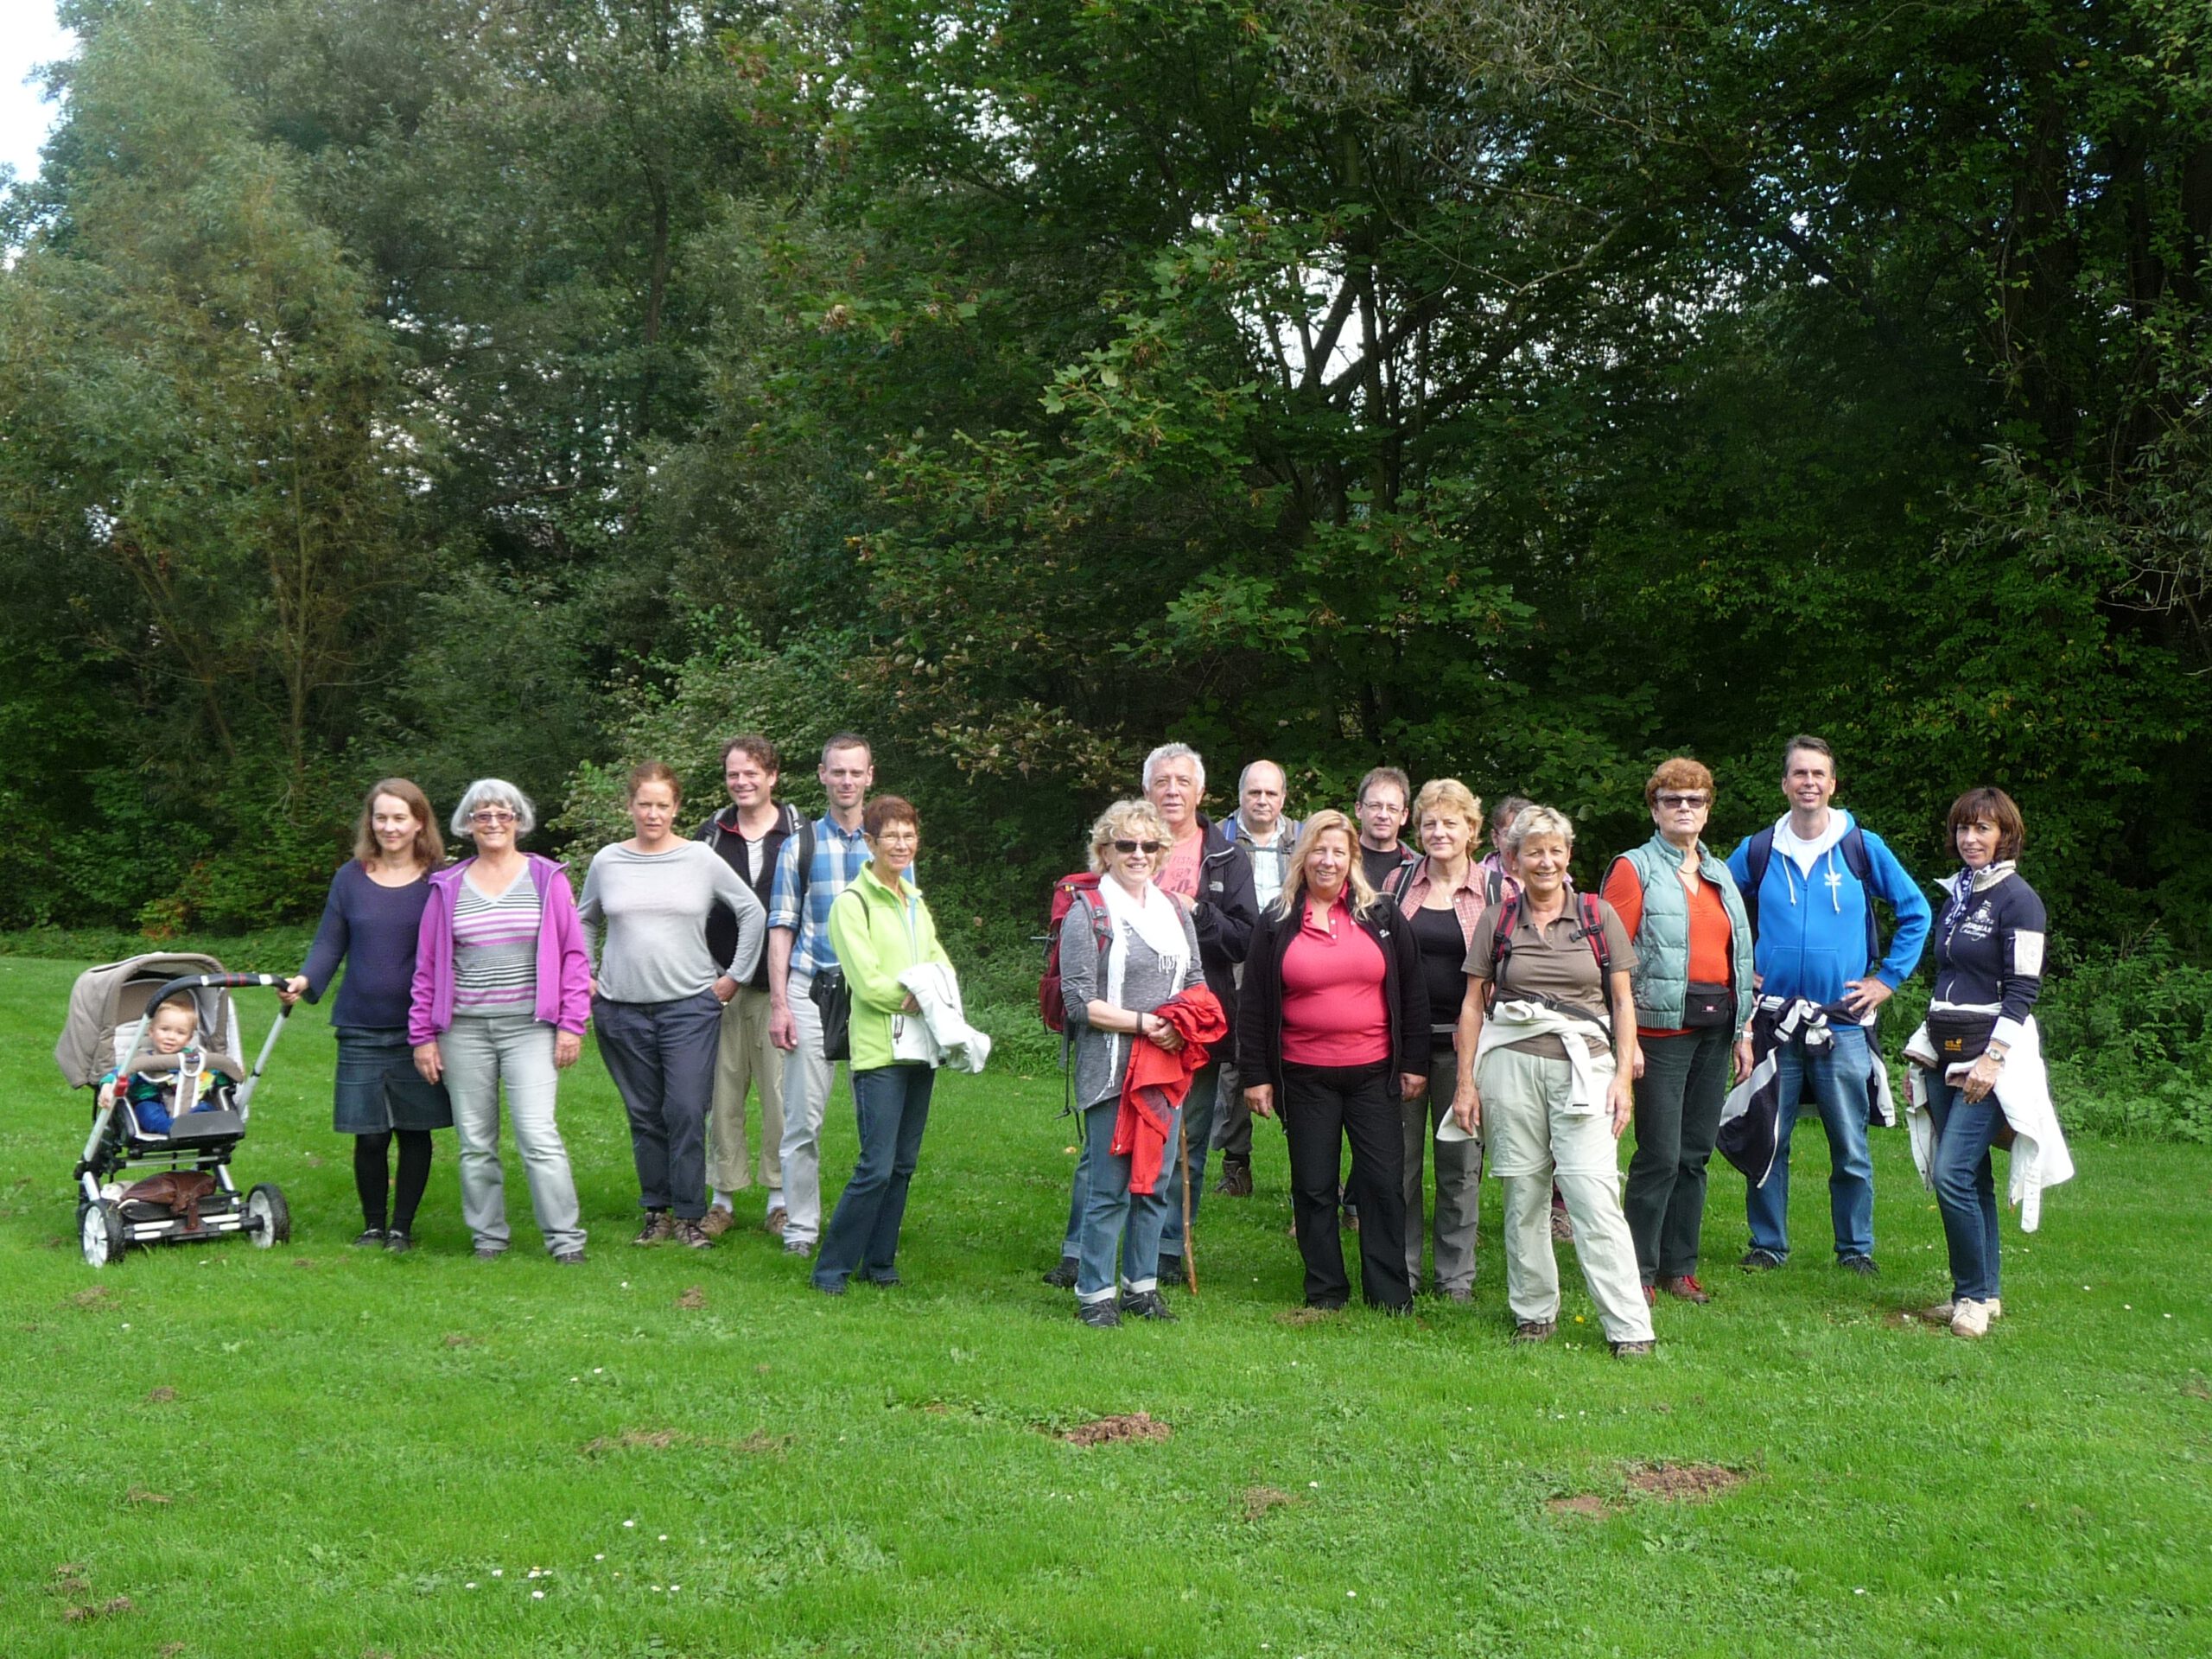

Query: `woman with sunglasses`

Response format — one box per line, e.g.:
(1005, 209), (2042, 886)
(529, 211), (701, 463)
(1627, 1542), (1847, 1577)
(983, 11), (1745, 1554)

(410, 779), (594, 1262)
(1056, 799), (1205, 1326)
(1600, 759), (1754, 1307)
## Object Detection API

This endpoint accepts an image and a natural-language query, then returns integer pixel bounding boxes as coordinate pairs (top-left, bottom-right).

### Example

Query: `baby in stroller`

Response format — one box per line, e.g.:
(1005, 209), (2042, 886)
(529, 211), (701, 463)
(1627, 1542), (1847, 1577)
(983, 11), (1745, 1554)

(96, 994), (236, 1136)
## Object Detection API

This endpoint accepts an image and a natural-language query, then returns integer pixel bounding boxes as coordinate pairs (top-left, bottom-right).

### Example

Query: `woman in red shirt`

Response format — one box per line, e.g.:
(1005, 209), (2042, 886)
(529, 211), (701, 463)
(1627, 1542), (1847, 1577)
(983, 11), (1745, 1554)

(1237, 810), (1429, 1311)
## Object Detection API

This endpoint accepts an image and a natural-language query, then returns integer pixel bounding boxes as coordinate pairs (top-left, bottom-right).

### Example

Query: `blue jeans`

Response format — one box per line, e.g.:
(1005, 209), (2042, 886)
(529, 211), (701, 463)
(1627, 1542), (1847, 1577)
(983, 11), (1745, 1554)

(1062, 1059), (1220, 1262)
(1072, 1095), (1181, 1300)
(1924, 1074), (2004, 1303)
(1745, 1023), (1876, 1260)
(814, 1064), (935, 1290)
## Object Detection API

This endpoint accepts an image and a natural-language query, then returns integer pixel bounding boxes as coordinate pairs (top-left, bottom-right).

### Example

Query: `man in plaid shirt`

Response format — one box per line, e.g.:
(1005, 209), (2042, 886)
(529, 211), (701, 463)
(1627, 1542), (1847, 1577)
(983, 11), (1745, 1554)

(767, 734), (877, 1257)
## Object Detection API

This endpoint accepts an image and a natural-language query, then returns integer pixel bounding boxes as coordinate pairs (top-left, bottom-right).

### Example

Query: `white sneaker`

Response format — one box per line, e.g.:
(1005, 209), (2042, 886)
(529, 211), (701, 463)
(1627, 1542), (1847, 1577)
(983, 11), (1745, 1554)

(1925, 1297), (2002, 1324)
(1950, 1299), (1992, 1338)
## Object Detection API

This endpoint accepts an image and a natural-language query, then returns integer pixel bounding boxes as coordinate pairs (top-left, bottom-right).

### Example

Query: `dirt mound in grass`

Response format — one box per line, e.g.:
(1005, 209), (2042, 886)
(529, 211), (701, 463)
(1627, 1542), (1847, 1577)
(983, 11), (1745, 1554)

(1063, 1413), (1171, 1446)
(676, 1285), (706, 1309)
(1546, 1494), (1620, 1518)
(1627, 1463), (1744, 1501)
(1241, 1485), (1300, 1520)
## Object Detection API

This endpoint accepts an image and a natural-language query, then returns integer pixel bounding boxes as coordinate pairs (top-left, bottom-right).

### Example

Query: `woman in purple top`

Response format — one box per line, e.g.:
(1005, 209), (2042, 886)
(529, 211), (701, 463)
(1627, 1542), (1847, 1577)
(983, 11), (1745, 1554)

(283, 779), (454, 1252)
(409, 779), (594, 1263)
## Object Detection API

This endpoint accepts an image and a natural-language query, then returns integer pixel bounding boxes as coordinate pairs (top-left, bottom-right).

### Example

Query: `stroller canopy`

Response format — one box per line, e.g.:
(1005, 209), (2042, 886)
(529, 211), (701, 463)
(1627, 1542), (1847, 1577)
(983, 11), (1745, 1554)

(55, 953), (247, 1089)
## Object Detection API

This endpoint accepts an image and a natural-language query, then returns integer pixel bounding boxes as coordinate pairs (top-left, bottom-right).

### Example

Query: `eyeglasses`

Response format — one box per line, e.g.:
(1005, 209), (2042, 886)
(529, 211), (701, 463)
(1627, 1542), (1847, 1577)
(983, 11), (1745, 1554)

(1112, 839), (1166, 855)
(469, 810), (517, 825)
(1656, 792), (1709, 810)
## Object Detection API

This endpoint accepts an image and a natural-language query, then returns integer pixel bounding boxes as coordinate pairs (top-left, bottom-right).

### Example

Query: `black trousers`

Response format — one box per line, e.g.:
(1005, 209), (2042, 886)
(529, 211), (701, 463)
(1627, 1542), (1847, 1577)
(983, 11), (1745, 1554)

(1281, 1060), (1409, 1309)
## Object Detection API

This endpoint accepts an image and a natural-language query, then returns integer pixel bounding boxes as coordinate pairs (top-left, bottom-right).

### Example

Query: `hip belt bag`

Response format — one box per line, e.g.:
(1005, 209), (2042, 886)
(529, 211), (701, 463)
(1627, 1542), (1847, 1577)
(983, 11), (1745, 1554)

(1927, 1009), (1999, 1065)
(1681, 982), (1734, 1028)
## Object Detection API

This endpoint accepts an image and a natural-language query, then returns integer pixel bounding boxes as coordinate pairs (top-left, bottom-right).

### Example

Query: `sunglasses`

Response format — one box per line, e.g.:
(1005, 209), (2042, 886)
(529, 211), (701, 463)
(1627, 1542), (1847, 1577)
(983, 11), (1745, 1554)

(1112, 839), (1166, 855)
(1656, 793), (1709, 810)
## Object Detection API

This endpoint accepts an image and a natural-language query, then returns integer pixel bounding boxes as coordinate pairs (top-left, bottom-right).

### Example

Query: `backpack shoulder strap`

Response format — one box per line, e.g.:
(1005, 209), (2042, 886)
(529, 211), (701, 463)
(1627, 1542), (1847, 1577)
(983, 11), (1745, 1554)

(1838, 825), (1880, 968)
(1741, 825), (1775, 938)
(1578, 892), (1612, 976)
(1386, 858), (1420, 907)
(792, 817), (817, 904)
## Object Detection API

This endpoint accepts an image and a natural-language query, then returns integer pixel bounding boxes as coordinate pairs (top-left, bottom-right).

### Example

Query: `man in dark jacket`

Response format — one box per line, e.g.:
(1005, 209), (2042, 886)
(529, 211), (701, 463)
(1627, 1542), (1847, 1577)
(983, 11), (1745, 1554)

(695, 734), (804, 1237)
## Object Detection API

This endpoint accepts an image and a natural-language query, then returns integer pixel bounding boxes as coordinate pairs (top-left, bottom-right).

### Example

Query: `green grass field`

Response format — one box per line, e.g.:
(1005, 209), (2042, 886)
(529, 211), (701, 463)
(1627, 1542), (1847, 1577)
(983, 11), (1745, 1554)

(3, 950), (2209, 1658)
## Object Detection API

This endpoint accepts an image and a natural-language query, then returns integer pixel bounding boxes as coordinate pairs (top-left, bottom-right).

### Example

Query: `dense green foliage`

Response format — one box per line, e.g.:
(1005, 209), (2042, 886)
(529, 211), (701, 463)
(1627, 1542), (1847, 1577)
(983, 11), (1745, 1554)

(4, 0), (2210, 959)
(3, 951), (2210, 1657)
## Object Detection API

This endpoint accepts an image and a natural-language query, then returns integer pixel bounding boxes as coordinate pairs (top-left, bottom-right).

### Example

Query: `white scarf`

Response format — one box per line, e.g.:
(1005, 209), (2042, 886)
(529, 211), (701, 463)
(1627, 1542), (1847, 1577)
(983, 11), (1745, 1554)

(1096, 875), (1191, 1082)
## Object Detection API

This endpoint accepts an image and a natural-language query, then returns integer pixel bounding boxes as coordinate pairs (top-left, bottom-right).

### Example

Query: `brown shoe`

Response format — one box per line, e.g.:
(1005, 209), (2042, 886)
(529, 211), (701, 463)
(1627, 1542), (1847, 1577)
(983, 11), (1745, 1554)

(764, 1206), (788, 1236)
(1550, 1206), (1574, 1243)
(699, 1207), (738, 1240)
(1659, 1274), (1712, 1304)
(632, 1213), (676, 1247)
(1511, 1319), (1556, 1343)
(672, 1217), (713, 1250)
(1212, 1161), (1253, 1198)
(1610, 1338), (1656, 1357)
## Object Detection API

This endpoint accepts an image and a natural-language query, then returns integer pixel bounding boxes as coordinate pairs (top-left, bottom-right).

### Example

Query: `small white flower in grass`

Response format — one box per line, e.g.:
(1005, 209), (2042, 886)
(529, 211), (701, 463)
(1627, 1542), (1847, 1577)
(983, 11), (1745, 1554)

(570, 1376), (581, 1383)
(121, 1323), (130, 1330)
(532, 1590), (545, 1600)
(624, 1519), (636, 1528)
(670, 1583), (680, 1591)
(594, 1553), (605, 1560)
(491, 1568), (502, 1577)
(2125, 1304), (2133, 1310)
(1853, 1588), (1866, 1596)
(594, 1366), (604, 1374)
(658, 1534), (669, 1541)
(1308, 1481), (1319, 1488)
(465, 1582), (478, 1590)
(1347, 1591), (1357, 1599)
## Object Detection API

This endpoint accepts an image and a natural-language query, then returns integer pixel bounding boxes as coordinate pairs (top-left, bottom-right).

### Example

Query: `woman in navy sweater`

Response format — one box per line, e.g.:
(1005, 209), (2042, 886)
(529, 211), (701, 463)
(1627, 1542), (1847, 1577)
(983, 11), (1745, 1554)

(283, 779), (454, 1251)
(1920, 787), (2045, 1338)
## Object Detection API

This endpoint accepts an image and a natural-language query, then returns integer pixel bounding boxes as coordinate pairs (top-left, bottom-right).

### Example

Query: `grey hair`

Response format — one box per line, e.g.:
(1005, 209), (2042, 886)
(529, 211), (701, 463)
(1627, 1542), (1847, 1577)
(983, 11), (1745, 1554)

(450, 778), (537, 838)
(1503, 804), (1574, 852)
(1237, 758), (1285, 796)
(1142, 741), (1206, 793)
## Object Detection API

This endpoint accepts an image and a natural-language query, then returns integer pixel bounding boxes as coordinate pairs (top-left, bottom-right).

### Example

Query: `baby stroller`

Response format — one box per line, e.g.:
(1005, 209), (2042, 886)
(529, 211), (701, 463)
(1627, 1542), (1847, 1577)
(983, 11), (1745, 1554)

(54, 954), (295, 1267)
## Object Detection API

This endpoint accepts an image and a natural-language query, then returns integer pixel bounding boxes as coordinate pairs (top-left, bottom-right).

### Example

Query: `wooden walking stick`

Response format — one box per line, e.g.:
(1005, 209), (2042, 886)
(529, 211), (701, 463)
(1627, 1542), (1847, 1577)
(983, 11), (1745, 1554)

(1179, 1110), (1198, 1294)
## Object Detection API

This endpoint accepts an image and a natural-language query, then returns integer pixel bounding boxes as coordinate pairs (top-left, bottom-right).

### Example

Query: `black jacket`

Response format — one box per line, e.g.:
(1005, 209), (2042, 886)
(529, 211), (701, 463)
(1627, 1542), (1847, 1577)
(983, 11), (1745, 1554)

(1186, 812), (1258, 1043)
(1236, 894), (1430, 1095)
(695, 802), (804, 990)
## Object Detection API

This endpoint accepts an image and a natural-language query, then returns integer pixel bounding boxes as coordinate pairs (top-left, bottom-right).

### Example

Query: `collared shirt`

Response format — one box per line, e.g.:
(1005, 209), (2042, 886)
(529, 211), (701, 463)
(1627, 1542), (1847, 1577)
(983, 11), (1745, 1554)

(1227, 811), (1299, 912)
(767, 813), (873, 980)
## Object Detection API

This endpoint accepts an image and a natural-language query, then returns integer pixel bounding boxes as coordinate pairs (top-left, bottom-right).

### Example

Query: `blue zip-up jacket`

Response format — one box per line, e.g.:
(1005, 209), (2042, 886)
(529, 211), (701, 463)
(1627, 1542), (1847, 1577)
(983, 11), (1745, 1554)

(1726, 810), (1930, 1004)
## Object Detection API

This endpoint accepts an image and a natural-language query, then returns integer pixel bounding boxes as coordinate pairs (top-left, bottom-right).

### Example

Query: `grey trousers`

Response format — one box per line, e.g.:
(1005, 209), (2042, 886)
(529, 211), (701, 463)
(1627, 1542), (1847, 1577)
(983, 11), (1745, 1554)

(1403, 1047), (1481, 1293)
(442, 1013), (584, 1256)
(594, 989), (724, 1221)
(777, 969), (848, 1249)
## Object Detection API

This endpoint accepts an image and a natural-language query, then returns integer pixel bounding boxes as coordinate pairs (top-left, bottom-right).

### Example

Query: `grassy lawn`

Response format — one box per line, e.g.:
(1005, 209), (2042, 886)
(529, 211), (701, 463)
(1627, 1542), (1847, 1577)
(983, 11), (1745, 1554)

(3, 950), (2209, 1658)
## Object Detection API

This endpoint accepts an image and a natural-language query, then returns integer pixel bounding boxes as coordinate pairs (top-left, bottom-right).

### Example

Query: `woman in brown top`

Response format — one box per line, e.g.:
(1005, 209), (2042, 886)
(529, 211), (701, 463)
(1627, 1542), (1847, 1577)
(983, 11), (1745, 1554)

(1448, 807), (1656, 1355)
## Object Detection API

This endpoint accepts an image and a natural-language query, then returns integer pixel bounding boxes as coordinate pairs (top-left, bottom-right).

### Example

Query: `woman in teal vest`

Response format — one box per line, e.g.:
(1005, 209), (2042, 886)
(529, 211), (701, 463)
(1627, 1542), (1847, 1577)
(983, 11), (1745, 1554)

(1600, 759), (1755, 1306)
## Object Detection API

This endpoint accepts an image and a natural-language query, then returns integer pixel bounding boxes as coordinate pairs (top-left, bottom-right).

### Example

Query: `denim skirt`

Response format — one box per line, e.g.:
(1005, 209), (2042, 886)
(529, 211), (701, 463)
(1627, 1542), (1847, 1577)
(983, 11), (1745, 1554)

(334, 1027), (454, 1135)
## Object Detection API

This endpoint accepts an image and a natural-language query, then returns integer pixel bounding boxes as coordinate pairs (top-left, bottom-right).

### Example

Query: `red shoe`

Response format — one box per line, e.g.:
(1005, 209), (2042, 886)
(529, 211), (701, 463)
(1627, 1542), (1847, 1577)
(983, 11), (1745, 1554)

(1642, 1283), (1658, 1306)
(1659, 1274), (1712, 1305)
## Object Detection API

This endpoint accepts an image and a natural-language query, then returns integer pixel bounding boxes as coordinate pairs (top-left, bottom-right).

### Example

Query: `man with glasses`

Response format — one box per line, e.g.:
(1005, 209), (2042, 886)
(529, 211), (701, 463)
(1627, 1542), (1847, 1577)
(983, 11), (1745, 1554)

(1354, 766), (1418, 893)
(1214, 760), (1300, 1198)
(767, 734), (879, 1260)
(1725, 735), (1929, 1277)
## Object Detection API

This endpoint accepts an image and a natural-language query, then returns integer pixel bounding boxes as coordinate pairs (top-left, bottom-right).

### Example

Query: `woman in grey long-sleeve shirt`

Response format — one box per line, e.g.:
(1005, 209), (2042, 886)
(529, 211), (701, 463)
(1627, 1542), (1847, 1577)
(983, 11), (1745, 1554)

(1058, 798), (1205, 1328)
(580, 762), (766, 1249)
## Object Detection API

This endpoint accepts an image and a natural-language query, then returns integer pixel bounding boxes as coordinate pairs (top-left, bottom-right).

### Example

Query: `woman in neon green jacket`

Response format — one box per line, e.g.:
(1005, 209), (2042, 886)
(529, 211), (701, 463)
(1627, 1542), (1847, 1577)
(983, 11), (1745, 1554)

(813, 794), (954, 1293)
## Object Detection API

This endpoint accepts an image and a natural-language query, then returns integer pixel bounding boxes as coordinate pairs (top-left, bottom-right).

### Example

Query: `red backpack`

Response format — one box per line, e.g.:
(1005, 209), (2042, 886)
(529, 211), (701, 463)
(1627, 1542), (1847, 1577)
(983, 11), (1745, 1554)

(1039, 873), (1116, 1034)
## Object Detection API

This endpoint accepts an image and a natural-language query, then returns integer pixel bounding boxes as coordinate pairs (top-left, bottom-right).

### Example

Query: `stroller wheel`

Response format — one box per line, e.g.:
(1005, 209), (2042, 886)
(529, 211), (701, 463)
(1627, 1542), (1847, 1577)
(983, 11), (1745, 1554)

(81, 1199), (126, 1268)
(245, 1183), (291, 1248)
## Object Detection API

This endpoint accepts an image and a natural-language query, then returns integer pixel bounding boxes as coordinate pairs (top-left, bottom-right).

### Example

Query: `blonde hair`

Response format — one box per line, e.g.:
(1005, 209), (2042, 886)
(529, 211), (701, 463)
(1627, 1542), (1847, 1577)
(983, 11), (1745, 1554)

(1277, 809), (1378, 918)
(1086, 798), (1172, 874)
(1412, 778), (1482, 840)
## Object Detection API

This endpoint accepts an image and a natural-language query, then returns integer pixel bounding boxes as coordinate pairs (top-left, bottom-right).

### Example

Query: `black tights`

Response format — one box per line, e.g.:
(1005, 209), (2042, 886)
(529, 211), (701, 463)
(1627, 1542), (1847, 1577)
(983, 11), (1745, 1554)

(355, 1130), (434, 1234)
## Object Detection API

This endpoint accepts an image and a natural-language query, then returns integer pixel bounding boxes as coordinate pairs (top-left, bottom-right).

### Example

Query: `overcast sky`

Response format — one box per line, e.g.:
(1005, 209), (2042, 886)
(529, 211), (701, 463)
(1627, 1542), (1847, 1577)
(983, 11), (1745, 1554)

(1, 0), (72, 187)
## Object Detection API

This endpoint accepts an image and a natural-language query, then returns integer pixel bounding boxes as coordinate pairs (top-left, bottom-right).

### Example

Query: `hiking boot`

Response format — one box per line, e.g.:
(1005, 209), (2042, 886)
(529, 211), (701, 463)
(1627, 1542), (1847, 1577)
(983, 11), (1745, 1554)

(1739, 1247), (1783, 1271)
(783, 1238), (813, 1259)
(473, 1243), (505, 1262)
(1118, 1289), (1177, 1322)
(1041, 1255), (1080, 1288)
(1076, 1299), (1122, 1329)
(553, 1249), (586, 1266)
(1611, 1338), (1656, 1358)
(764, 1205), (788, 1236)
(632, 1212), (676, 1247)
(352, 1227), (387, 1248)
(672, 1217), (713, 1250)
(1924, 1297), (2001, 1324)
(1213, 1161), (1254, 1198)
(1511, 1319), (1556, 1343)
(1160, 1253), (1184, 1282)
(1950, 1299), (1992, 1338)
(1642, 1282), (1658, 1306)
(1839, 1254), (1878, 1278)
(699, 1206), (738, 1240)
(1659, 1274), (1711, 1304)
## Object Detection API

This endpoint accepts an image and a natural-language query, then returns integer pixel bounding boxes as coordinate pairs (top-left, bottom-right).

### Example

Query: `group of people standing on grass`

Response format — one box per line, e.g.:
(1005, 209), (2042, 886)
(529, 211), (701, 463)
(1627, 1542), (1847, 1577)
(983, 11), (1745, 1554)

(1043, 736), (2069, 1350)
(283, 728), (2069, 1351)
(288, 734), (969, 1294)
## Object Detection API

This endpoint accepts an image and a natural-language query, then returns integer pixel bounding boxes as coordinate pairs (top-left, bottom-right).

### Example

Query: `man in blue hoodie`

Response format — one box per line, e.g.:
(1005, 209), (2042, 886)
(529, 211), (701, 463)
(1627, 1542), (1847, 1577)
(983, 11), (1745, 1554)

(1726, 735), (1930, 1274)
